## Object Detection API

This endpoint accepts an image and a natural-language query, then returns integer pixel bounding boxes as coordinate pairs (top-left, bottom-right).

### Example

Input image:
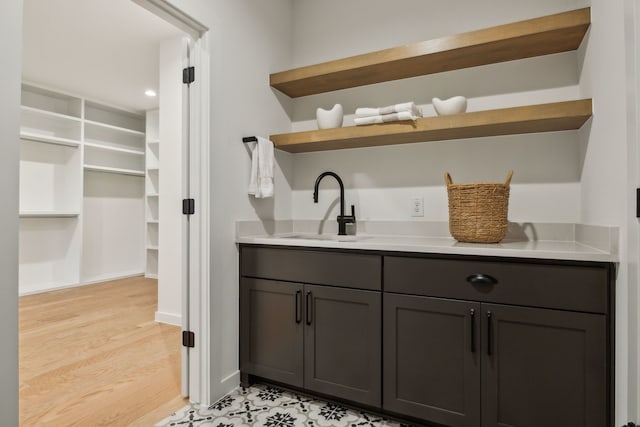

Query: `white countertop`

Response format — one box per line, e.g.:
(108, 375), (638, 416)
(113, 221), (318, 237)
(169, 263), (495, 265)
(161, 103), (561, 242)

(236, 220), (618, 262)
(236, 232), (616, 263)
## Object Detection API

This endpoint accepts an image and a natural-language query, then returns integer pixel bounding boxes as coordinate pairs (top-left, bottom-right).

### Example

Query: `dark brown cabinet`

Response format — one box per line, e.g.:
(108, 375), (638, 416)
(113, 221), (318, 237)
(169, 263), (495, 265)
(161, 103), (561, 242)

(240, 278), (304, 387)
(240, 245), (613, 427)
(304, 284), (381, 406)
(481, 304), (606, 427)
(383, 294), (481, 426)
(239, 247), (382, 407)
(384, 254), (612, 427)
(384, 294), (607, 427)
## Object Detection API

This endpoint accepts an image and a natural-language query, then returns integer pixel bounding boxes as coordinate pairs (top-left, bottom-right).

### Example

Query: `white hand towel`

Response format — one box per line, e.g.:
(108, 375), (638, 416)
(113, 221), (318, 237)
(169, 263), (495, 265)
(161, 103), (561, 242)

(248, 136), (274, 198)
(354, 110), (420, 125)
(355, 102), (422, 118)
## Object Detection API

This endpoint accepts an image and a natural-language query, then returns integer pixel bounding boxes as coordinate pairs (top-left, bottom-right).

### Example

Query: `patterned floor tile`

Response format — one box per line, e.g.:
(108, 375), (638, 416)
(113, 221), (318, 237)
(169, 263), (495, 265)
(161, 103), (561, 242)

(154, 384), (413, 427)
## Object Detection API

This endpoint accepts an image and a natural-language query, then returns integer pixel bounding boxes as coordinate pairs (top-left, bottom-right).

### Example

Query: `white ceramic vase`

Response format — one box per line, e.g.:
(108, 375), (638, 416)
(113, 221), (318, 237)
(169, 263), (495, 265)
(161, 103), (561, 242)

(316, 104), (344, 129)
(432, 96), (467, 116)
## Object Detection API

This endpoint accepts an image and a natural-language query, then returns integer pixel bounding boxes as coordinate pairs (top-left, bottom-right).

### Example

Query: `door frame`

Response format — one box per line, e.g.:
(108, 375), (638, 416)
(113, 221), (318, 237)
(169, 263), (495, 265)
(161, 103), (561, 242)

(133, 0), (211, 404)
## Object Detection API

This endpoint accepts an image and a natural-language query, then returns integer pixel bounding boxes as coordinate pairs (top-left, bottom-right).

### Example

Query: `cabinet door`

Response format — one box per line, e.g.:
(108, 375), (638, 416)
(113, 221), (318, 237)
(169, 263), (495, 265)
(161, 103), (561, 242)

(240, 278), (304, 387)
(383, 294), (481, 427)
(482, 304), (607, 427)
(304, 284), (381, 407)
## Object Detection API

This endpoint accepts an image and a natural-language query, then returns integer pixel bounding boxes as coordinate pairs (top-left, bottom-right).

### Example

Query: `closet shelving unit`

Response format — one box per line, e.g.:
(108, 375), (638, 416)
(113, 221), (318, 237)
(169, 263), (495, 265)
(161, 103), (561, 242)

(19, 82), (146, 294)
(83, 101), (146, 176)
(19, 84), (84, 293)
(145, 109), (159, 279)
(269, 7), (592, 152)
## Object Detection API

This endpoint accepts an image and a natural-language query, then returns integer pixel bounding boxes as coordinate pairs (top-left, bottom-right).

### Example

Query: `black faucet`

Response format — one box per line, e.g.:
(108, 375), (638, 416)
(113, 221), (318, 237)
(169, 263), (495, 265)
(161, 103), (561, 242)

(313, 171), (356, 236)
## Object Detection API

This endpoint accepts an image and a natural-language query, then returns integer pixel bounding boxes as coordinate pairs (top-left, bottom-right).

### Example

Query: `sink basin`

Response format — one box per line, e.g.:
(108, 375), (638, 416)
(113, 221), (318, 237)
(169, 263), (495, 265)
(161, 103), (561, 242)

(278, 234), (364, 242)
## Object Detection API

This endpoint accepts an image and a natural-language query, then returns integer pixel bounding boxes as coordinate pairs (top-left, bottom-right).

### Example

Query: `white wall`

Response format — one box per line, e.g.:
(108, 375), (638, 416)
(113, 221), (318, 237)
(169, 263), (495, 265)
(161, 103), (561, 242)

(0, 0), (21, 423)
(629, 2), (640, 420)
(157, 37), (185, 325)
(81, 172), (145, 283)
(288, 0), (636, 423)
(165, 0), (294, 402)
(289, 0), (588, 225)
(579, 0), (637, 423)
(159, 1), (639, 423)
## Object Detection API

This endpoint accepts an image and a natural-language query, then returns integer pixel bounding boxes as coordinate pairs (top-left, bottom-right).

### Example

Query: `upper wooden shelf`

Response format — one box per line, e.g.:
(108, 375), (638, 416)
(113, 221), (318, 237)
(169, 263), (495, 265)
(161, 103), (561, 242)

(270, 99), (592, 153)
(270, 8), (590, 98)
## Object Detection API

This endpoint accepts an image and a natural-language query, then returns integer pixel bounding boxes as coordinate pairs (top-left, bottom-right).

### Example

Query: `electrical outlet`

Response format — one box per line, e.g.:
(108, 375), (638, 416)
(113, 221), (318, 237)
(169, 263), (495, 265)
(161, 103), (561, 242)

(411, 197), (424, 217)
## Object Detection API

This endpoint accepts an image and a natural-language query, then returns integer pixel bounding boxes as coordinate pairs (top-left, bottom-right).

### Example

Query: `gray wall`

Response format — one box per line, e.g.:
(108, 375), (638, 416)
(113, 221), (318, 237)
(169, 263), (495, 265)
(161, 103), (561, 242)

(164, 0), (294, 402)
(0, 0), (21, 424)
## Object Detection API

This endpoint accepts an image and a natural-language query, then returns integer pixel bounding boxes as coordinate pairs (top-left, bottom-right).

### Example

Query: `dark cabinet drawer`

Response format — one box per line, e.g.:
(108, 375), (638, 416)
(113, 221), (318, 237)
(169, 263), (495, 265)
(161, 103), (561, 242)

(384, 256), (609, 314)
(241, 246), (381, 290)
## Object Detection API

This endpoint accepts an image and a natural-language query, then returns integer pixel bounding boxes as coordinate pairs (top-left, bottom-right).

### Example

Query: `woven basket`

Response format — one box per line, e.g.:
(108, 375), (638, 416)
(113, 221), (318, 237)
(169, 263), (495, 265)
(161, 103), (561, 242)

(445, 171), (513, 243)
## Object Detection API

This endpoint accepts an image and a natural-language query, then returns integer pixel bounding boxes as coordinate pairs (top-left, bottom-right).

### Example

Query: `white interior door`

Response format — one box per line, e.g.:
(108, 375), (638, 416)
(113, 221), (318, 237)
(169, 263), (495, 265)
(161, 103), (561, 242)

(181, 35), (210, 403)
(132, 0), (210, 404)
(181, 37), (191, 397)
(186, 35), (210, 404)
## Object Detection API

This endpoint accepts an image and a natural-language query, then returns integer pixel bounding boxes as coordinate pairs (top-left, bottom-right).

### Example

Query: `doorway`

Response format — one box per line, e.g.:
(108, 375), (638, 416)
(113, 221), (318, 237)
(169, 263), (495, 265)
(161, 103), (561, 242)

(18, 0), (209, 423)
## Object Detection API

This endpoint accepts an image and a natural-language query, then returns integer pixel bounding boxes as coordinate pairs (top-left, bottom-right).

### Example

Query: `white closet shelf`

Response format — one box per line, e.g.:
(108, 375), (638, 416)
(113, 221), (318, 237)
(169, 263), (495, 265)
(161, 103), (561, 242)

(84, 142), (145, 156)
(19, 211), (80, 218)
(148, 139), (160, 144)
(147, 167), (159, 172)
(147, 245), (159, 250)
(21, 105), (82, 122)
(147, 193), (159, 197)
(83, 164), (145, 176)
(147, 219), (159, 224)
(20, 84), (147, 295)
(20, 131), (81, 147)
(84, 119), (145, 136)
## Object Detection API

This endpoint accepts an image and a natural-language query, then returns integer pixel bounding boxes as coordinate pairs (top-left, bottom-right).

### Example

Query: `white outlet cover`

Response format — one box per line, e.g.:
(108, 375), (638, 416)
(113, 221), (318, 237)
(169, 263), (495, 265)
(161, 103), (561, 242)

(411, 197), (424, 217)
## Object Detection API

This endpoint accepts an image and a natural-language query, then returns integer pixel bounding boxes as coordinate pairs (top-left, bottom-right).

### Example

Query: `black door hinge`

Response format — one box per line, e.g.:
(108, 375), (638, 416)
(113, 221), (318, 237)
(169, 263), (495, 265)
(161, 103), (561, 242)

(183, 198), (195, 215)
(183, 66), (195, 84)
(182, 331), (195, 348)
(637, 188), (640, 218)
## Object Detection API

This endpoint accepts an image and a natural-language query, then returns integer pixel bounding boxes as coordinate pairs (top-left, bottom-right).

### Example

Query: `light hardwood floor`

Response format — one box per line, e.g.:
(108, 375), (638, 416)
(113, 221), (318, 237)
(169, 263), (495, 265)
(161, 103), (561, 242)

(19, 277), (188, 426)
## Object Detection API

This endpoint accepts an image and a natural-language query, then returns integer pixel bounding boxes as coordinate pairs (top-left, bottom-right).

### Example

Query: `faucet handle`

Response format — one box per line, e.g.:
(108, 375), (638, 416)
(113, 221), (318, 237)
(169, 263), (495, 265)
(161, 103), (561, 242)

(351, 204), (356, 220)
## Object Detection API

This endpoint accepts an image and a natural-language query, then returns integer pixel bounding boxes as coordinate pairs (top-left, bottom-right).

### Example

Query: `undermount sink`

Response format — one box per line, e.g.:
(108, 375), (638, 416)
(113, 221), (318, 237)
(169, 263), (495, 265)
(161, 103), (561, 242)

(279, 234), (364, 242)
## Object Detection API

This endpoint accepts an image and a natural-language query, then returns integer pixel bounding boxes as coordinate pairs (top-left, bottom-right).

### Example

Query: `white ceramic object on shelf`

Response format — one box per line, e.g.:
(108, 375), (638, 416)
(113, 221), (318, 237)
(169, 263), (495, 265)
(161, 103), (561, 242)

(432, 96), (467, 116)
(316, 104), (344, 129)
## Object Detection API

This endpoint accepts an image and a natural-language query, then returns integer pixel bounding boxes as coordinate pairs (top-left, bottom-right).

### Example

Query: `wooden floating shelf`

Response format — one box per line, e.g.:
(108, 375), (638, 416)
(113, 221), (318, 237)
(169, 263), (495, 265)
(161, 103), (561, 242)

(270, 100), (592, 153)
(270, 8), (590, 98)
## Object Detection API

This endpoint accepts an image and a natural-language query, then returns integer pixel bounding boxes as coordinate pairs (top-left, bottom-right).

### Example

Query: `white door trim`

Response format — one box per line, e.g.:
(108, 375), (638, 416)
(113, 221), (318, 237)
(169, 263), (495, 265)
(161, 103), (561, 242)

(188, 34), (211, 405)
(130, 0), (211, 405)
(131, 0), (207, 40)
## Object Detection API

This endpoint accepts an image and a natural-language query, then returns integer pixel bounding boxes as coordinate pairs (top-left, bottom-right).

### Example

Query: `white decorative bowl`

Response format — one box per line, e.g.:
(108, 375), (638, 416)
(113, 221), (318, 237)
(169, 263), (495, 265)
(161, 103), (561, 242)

(316, 104), (344, 129)
(432, 96), (467, 116)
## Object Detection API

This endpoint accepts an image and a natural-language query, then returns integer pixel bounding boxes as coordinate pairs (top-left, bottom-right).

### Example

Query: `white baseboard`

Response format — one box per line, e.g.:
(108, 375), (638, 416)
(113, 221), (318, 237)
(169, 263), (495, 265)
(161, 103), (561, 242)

(204, 371), (240, 406)
(19, 272), (144, 296)
(155, 311), (182, 326)
(221, 370), (240, 388)
(81, 271), (145, 286)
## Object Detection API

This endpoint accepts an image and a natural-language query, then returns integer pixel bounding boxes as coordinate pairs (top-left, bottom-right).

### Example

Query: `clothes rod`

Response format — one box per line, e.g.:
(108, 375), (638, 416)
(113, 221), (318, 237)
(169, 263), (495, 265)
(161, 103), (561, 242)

(242, 136), (257, 143)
